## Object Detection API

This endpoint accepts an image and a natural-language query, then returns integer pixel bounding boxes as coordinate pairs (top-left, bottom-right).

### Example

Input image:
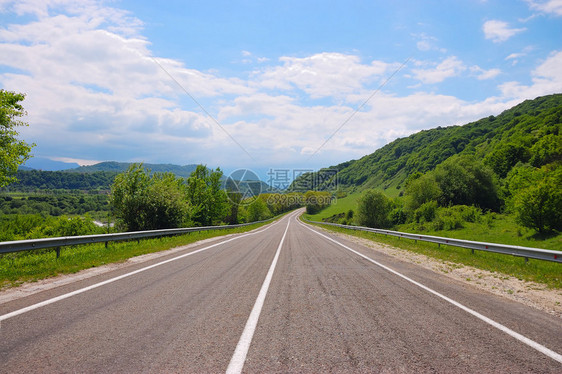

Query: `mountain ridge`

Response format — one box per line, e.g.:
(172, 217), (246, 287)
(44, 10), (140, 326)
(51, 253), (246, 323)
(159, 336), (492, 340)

(292, 93), (562, 195)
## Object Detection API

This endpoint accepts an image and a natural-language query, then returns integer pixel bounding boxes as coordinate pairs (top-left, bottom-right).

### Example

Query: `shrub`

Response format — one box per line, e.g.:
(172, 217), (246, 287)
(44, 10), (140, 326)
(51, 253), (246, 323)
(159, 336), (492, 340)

(356, 190), (392, 229)
(414, 201), (438, 223)
(247, 198), (272, 222)
(389, 207), (407, 225)
(453, 205), (482, 223)
(110, 164), (190, 231)
(432, 207), (465, 231)
(507, 164), (562, 233)
(433, 155), (500, 211)
(404, 174), (441, 213)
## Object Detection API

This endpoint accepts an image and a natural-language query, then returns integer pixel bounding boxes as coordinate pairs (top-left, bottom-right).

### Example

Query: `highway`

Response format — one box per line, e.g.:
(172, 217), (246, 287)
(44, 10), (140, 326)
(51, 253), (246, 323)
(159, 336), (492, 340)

(1, 210), (561, 373)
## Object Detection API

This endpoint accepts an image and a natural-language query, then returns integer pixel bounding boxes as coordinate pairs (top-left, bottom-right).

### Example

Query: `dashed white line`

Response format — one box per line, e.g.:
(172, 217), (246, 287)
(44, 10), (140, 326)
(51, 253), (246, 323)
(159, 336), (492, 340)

(226, 213), (293, 374)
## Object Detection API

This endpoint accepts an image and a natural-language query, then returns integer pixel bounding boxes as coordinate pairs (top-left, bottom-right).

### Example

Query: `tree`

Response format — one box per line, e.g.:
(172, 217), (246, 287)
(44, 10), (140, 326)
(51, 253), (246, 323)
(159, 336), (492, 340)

(247, 197), (272, 222)
(484, 143), (529, 178)
(529, 134), (562, 167)
(433, 155), (500, 211)
(110, 164), (189, 231)
(0, 90), (34, 187)
(185, 165), (229, 226)
(304, 190), (332, 214)
(356, 190), (392, 229)
(511, 164), (562, 233)
(404, 174), (441, 213)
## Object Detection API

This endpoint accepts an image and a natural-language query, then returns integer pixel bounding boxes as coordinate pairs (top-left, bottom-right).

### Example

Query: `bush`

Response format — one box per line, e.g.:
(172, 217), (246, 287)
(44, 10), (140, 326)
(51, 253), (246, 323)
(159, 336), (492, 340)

(29, 215), (99, 238)
(304, 191), (332, 214)
(110, 164), (190, 231)
(247, 198), (272, 222)
(432, 207), (464, 231)
(356, 190), (392, 229)
(404, 174), (441, 213)
(433, 155), (500, 211)
(413, 201), (438, 223)
(389, 207), (407, 225)
(508, 164), (562, 233)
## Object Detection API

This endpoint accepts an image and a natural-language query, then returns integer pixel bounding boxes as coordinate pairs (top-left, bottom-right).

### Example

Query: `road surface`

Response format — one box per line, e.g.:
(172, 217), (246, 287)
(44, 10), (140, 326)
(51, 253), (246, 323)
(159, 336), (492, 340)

(1, 210), (561, 373)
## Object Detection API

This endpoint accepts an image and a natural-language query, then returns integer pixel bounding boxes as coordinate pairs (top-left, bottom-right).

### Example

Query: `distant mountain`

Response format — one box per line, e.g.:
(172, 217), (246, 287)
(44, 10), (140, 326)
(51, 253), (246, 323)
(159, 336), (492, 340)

(291, 93), (562, 194)
(21, 157), (80, 171)
(65, 161), (199, 178)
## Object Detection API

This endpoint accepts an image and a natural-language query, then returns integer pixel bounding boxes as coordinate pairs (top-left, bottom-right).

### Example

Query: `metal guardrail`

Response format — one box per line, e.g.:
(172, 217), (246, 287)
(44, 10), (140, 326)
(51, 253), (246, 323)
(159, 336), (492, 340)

(305, 220), (562, 263)
(0, 218), (276, 257)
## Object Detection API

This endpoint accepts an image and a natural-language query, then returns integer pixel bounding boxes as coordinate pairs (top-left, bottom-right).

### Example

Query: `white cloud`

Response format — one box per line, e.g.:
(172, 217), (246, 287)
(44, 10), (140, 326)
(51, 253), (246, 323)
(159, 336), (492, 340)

(411, 56), (466, 84)
(470, 66), (501, 80)
(413, 33), (447, 53)
(505, 46), (534, 65)
(499, 50), (562, 99)
(254, 53), (390, 99)
(483, 20), (526, 43)
(50, 157), (101, 166)
(1, 1), (561, 172)
(525, 0), (562, 16)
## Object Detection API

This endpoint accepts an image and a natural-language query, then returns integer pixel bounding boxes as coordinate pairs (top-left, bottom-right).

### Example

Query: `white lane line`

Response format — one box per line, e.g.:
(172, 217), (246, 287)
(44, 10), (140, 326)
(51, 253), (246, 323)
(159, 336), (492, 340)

(0, 219), (284, 323)
(226, 213), (293, 374)
(299, 220), (562, 364)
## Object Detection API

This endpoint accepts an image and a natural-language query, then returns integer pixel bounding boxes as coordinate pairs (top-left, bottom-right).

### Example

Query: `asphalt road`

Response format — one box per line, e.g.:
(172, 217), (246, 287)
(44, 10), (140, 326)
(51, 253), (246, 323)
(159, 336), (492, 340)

(1, 210), (561, 373)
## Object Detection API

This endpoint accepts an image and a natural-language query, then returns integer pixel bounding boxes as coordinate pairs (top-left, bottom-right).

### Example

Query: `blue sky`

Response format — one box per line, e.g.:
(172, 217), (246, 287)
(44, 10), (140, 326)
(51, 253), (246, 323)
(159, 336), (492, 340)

(1, 0), (561, 180)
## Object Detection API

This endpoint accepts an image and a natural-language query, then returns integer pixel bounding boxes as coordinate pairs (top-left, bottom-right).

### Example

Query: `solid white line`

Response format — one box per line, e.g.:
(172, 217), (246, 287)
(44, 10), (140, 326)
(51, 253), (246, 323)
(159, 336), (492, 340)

(0, 219), (283, 323)
(299, 220), (562, 364)
(226, 214), (293, 374)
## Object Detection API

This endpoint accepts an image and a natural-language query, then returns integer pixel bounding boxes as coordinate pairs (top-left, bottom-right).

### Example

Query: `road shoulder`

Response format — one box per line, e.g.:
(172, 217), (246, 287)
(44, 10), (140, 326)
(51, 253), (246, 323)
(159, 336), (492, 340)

(316, 226), (562, 319)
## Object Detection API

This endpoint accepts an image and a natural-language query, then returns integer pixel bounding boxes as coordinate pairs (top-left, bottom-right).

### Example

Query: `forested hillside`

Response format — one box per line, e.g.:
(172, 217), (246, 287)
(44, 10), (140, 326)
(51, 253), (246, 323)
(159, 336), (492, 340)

(303, 94), (562, 238)
(5, 162), (201, 191)
(295, 94), (562, 194)
(5, 170), (117, 191)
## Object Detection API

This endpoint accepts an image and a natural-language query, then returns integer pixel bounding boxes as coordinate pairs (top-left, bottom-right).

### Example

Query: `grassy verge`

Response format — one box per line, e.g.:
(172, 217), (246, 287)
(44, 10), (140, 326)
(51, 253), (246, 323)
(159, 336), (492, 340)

(395, 214), (562, 251)
(0, 220), (272, 290)
(309, 192), (361, 221)
(304, 219), (562, 289)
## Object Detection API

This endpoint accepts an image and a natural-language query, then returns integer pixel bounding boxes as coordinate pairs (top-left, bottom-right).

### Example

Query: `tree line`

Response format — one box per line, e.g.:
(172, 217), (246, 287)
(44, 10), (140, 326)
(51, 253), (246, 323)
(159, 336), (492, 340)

(4, 170), (118, 191)
(353, 152), (561, 234)
(110, 164), (320, 232)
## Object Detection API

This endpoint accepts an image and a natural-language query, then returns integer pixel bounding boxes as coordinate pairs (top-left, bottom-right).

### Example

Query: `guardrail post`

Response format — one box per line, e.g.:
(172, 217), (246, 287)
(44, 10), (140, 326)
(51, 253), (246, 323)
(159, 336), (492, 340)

(55, 247), (61, 259)
(525, 257), (529, 264)
(105, 241), (108, 248)
(471, 249), (475, 255)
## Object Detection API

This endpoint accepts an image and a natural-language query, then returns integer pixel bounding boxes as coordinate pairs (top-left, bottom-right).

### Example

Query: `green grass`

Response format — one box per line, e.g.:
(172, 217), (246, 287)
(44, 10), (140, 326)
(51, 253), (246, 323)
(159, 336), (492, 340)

(306, 197), (562, 251)
(310, 192), (361, 221)
(0, 221), (272, 290)
(396, 215), (562, 251)
(306, 221), (562, 289)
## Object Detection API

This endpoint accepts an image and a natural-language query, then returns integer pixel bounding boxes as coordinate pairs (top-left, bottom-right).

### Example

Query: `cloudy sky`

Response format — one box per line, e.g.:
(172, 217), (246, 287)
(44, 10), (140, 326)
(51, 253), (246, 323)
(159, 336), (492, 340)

(1, 0), (561, 179)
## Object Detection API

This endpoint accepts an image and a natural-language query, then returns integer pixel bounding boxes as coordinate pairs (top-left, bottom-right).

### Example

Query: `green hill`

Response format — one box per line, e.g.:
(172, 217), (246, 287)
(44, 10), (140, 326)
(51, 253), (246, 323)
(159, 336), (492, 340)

(294, 93), (562, 195)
